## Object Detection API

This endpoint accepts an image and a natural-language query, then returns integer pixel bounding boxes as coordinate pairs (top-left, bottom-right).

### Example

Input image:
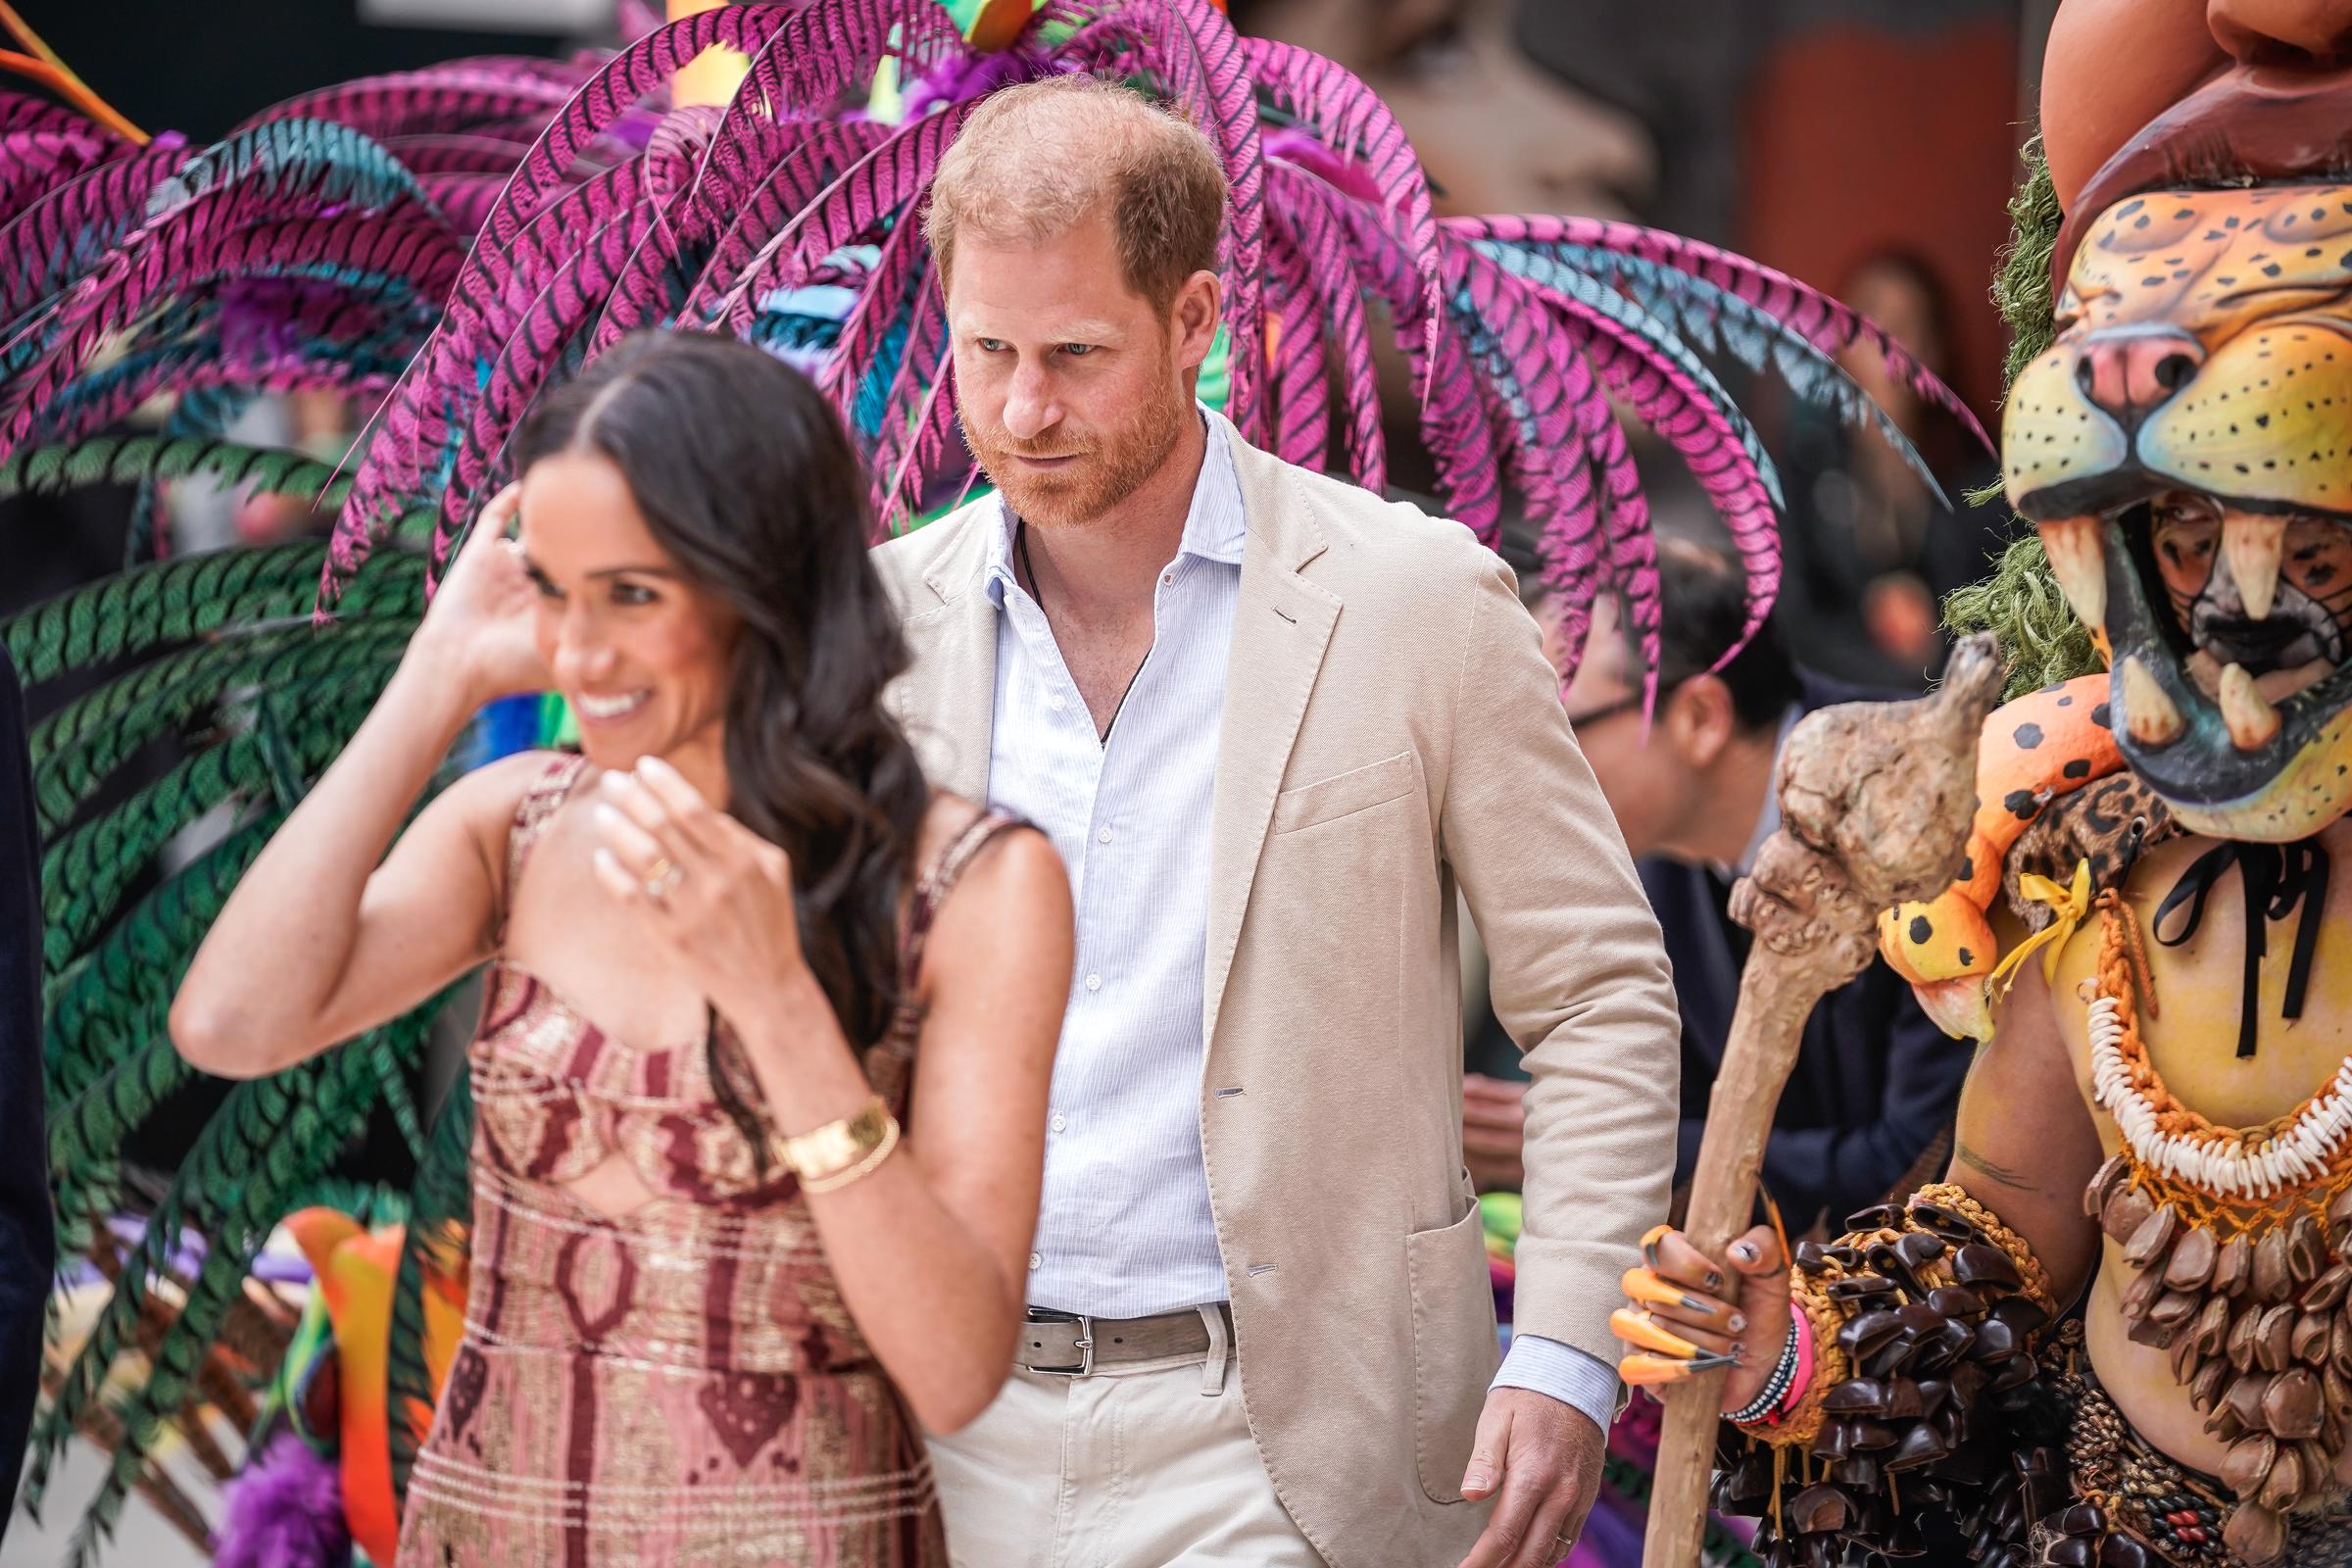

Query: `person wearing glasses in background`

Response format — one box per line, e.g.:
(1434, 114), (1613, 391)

(1462, 537), (1969, 1239)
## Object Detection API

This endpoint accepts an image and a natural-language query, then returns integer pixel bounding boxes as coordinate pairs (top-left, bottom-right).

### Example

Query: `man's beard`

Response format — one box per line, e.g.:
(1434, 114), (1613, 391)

(960, 353), (1190, 529)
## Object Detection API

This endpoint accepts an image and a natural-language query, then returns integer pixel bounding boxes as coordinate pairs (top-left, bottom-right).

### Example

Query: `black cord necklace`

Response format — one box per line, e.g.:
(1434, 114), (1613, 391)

(1012, 516), (1148, 740)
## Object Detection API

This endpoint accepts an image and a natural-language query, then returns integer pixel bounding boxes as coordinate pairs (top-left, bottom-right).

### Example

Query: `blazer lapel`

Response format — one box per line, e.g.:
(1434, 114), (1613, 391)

(1200, 417), (1339, 1053)
(889, 511), (1000, 802)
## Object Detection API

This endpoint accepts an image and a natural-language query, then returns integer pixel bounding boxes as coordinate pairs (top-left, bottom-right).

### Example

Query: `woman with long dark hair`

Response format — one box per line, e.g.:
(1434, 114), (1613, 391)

(171, 330), (1072, 1565)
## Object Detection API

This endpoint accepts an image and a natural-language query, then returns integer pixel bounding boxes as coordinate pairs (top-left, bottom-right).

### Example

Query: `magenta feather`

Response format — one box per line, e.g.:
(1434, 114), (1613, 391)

(674, 119), (892, 322)
(429, 204), (661, 572)
(576, 105), (729, 349)
(1454, 213), (1990, 452)
(0, 213), (458, 460)
(0, 135), (194, 323)
(1258, 221), (1331, 471)
(475, 7), (787, 255)
(0, 89), (121, 141)
(736, 0), (963, 124)
(710, 106), (966, 334)
(334, 157), (647, 572)
(1274, 165), (1497, 534)
(238, 65), (582, 143)
(1261, 170), (1383, 490)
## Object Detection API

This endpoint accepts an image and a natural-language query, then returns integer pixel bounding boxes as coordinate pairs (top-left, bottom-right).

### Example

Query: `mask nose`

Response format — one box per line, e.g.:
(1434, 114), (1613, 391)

(2210, 0), (2352, 67)
(2075, 329), (2205, 424)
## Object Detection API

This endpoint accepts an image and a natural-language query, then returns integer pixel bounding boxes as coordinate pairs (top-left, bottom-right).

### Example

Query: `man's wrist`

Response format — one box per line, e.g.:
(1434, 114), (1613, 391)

(1492, 1334), (1619, 1431)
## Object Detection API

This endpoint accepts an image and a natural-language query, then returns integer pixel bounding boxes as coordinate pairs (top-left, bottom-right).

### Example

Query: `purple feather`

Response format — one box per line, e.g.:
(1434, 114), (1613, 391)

(214, 1434), (351, 1568)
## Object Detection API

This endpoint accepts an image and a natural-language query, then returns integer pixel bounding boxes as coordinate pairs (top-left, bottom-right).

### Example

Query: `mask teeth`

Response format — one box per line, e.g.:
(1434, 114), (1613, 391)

(2123, 655), (2185, 747)
(2223, 513), (2286, 622)
(2038, 516), (2107, 631)
(2219, 662), (2282, 751)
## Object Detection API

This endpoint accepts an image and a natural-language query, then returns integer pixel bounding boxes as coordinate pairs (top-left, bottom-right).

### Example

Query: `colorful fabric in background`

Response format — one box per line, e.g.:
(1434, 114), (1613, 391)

(1483, 1195), (1763, 1568)
(0, 0), (1978, 1557)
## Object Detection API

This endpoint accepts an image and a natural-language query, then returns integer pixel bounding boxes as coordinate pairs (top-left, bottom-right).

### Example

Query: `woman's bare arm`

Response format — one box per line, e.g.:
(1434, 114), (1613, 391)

(169, 673), (536, 1077)
(727, 823), (1071, 1433)
(172, 499), (552, 1077)
(1944, 957), (2107, 1308)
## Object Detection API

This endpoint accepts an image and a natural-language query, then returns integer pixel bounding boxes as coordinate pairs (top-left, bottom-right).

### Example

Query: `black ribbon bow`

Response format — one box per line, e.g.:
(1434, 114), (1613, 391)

(2151, 837), (2331, 1058)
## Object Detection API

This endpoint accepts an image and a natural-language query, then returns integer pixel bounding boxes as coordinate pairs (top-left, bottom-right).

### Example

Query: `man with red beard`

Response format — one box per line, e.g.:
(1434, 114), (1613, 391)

(870, 75), (1682, 1568)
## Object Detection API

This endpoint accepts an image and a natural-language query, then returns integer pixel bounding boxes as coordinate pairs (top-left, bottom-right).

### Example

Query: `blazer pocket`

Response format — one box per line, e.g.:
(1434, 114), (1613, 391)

(1405, 1200), (1501, 1505)
(1270, 750), (1418, 836)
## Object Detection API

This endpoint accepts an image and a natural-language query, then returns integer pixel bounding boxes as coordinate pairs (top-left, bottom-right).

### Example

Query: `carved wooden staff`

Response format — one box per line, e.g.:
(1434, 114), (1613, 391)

(1641, 632), (2006, 1568)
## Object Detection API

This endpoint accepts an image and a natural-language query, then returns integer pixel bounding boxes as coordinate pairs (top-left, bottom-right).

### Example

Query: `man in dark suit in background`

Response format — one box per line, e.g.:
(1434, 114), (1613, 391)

(1463, 538), (1970, 1236)
(0, 646), (54, 1526)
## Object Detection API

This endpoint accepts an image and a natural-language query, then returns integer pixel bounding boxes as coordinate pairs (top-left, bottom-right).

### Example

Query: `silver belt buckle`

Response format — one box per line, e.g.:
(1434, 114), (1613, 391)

(1027, 1311), (1095, 1375)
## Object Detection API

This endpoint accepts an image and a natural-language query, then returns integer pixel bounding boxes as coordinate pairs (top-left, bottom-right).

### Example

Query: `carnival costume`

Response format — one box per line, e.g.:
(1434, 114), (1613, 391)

(0, 0), (1962, 1557)
(1616, 17), (2352, 1567)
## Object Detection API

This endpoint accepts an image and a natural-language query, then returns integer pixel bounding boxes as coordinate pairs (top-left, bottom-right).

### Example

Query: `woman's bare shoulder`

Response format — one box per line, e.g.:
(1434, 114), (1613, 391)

(915, 792), (1066, 929)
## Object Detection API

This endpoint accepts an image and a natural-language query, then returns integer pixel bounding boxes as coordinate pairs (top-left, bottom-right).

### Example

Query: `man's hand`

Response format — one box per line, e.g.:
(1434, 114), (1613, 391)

(1462, 1073), (1528, 1192)
(1456, 1387), (1603, 1568)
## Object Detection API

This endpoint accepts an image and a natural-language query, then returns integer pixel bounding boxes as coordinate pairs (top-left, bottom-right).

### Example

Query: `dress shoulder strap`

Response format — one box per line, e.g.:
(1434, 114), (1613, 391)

(899, 808), (1025, 992)
(500, 753), (589, 928)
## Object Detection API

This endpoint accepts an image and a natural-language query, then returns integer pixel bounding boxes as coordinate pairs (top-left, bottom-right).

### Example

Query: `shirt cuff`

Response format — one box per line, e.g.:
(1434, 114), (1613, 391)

(1491, 1333), (1620, 1430)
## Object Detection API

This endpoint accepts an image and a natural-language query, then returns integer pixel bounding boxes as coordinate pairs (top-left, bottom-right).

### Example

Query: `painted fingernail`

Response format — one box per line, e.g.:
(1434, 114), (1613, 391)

(1702, 1271), (1724, 1293)
(1729, 1312), (1747, 1333)
(1731, 1241), (1759, 1263)
(1611, 1308), (1702, 1358)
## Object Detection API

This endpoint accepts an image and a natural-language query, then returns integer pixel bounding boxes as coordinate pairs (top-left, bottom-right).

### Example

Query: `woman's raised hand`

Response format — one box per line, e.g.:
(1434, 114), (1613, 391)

(1615, 1223), (1793, 1416)
(409, 483), (553, 707)
(588, 758), (812, 1031)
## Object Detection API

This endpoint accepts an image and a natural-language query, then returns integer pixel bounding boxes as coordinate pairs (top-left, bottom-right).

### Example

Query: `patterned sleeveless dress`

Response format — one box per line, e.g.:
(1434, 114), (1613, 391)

(399, 754), (1011, 1567)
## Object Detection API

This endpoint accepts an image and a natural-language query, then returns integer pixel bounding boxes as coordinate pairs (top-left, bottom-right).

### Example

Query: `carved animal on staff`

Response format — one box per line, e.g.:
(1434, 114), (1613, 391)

(0, 0), (1968, 1558)
(1624, 2), (2352, 1564)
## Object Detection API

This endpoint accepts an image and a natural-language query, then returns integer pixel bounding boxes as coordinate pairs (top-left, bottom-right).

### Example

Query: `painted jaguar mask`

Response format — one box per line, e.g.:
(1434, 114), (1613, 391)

(2003, 61), (2352, 846)
(2006, 172), (2352, 841)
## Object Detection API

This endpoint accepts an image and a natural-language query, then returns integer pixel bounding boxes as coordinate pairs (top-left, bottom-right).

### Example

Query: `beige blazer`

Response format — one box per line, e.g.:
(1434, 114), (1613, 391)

(873, 413), (1681, 1568)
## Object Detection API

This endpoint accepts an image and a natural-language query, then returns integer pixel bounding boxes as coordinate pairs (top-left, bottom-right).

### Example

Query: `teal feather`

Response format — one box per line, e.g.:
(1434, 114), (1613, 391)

(1471, 238), (1785, 510)
(1503, 241), (1945, 499)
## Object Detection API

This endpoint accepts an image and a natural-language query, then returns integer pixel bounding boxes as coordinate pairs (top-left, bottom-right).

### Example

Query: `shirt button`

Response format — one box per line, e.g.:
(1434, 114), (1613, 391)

(1097, 827), (1113, 845)
(1085, 973), (1102, 992)
(1029, 1252), (1043, 1271)
(1051, 1114), (1066, 1132)
(1050, 695), (1066, 711)
(1161, 572), (1174, 585)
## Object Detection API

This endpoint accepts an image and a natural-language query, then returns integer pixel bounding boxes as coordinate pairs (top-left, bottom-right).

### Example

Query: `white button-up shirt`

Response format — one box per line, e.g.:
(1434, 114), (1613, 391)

(982, 414), (1615, 1424)
(982, 416), (1243, 1318)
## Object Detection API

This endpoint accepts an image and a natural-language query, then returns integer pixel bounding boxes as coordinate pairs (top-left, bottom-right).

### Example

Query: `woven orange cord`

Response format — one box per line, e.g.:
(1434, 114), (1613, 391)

(2095, 906), (2352, 1236)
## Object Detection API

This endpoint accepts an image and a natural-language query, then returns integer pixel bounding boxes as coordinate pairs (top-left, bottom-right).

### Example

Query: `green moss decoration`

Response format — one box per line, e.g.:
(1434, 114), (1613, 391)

(1946, 131), (2099, 697)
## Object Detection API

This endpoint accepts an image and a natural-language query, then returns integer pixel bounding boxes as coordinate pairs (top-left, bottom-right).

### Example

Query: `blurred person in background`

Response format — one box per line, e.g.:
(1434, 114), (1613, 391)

(1772, 252), (2010, 689)
(1464, 538), (1969, 1239)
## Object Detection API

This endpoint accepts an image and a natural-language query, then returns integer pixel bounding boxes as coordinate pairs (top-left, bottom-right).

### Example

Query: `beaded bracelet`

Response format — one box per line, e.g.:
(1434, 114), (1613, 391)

(1727, 1313), (1803, 1426)
(1777, 1306), (1815, 1420)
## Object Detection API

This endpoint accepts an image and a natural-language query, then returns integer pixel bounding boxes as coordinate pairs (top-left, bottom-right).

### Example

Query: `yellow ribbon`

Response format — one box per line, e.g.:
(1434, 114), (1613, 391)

(1987, 858), (2092, 998)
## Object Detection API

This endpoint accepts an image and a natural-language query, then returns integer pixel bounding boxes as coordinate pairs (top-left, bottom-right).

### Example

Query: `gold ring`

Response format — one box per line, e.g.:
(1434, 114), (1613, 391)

(643, 858), (682, 901)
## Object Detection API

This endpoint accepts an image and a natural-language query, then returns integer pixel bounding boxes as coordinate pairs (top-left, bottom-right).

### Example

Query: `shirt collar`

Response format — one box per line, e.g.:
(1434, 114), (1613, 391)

(984, 405), (1243, 604)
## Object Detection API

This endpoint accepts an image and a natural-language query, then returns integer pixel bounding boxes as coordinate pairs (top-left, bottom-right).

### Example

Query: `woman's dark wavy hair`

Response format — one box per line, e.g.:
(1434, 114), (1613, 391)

(514, 330), (930, 1082)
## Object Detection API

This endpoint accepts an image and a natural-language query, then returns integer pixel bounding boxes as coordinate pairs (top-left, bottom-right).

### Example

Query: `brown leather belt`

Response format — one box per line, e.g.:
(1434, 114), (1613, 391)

(1015, 1304), (1231, 1375)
